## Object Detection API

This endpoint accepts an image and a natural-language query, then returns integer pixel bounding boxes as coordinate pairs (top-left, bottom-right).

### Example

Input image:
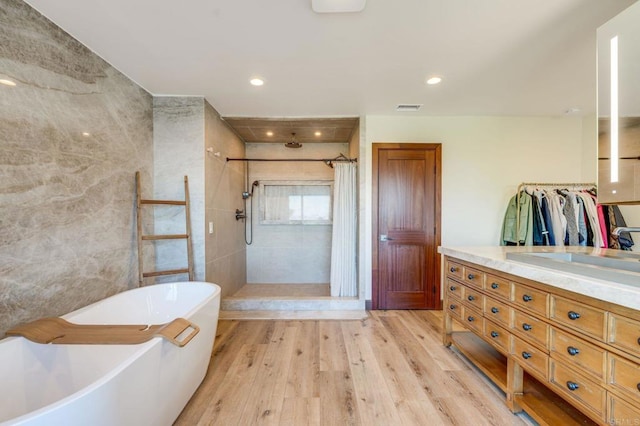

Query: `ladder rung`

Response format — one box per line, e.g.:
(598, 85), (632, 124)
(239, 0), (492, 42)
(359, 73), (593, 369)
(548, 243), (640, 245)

(141, 199), (186, 206)
(143, 268), (190, 278)
(142, 234), (189, 240)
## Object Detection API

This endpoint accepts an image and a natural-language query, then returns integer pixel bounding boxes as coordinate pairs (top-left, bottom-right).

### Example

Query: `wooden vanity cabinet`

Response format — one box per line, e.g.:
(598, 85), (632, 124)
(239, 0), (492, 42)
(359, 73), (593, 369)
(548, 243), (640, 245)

(443, 256), (640, 426)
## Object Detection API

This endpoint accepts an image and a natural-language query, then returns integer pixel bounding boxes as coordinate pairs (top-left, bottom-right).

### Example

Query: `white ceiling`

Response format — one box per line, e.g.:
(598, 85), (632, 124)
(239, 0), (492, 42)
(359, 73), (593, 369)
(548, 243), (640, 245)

(24, 0), (637, 117)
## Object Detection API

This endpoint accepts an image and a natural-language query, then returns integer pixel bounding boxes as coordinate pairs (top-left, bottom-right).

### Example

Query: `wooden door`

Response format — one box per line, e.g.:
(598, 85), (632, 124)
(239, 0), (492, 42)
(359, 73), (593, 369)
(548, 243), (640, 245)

(373, 143), (441, 310)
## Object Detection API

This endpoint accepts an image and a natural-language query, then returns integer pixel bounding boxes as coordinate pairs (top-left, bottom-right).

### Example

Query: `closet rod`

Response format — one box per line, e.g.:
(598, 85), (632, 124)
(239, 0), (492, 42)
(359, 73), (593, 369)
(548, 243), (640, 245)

(514, 181), (597, 246)
(516, 182), (596, 192)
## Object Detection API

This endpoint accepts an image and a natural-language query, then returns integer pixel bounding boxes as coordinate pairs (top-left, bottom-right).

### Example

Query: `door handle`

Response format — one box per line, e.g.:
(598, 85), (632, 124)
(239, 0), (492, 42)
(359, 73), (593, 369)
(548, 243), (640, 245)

(380, 235), (394, 242)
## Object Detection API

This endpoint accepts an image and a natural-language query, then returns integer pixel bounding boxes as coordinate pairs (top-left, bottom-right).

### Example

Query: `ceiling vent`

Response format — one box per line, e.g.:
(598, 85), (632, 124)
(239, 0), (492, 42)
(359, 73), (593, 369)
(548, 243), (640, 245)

(395, 104), (423, 112)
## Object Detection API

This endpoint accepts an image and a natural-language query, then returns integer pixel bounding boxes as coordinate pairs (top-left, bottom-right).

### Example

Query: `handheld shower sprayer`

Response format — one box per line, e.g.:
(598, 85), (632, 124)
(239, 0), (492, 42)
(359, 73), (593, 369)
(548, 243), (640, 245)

(242, 181), (260, 199)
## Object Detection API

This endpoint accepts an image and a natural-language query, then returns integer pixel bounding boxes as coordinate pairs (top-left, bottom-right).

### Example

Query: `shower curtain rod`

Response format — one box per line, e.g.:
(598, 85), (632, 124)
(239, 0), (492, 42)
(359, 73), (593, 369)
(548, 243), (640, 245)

(226, 156), (357, 167)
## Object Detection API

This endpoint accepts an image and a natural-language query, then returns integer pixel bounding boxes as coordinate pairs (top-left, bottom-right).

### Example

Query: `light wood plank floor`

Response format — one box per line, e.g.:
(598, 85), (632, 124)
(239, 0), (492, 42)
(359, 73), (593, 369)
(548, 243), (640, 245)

(175, 310), (532, 425)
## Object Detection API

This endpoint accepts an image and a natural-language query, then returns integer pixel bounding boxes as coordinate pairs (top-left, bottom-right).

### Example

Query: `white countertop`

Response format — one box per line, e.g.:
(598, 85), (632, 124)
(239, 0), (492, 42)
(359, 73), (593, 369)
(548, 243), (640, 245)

(438, 246), (640, 312)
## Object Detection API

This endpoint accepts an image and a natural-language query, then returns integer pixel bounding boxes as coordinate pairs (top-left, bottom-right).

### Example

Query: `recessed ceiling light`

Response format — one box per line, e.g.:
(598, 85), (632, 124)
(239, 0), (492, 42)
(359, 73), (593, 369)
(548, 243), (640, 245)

(314, 131), (322, 136)
(82, 132), (91, 137)
(250, 78), (264, 86)
(0, 79), (16, 86)
(266, 131), (273, 136)
(426, 76), (442, 85)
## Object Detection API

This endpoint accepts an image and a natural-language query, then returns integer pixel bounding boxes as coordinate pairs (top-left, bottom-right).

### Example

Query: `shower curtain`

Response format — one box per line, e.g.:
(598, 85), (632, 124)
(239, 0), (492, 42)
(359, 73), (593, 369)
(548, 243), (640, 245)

(330, 162), (357, 297)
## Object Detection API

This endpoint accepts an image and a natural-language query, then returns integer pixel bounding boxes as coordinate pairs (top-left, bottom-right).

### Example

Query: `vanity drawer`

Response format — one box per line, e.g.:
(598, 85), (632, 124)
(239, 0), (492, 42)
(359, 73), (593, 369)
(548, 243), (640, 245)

(550, 328), (606, 382)
(461, 286), (484, 312)
(608, 313), (640, 359)
(462, 266), (484, 289)
(461, 306), (483, 334)
(445, 278), (463, 300)
(549, 359), (606, 421)
(484, 274), (511, 301)
(484, 319), (510, 355)
(446, 259), (464, 280)
(512, 336), (548, 380)
(512, 282), (548, 317)
(608, 393), (640, 426)
(483, 297), (510, 328)
(512, 309), (549, 350)
(608, 353), (640, 404)
(446, 296), (463, 322)
(550, 296), (607, 342)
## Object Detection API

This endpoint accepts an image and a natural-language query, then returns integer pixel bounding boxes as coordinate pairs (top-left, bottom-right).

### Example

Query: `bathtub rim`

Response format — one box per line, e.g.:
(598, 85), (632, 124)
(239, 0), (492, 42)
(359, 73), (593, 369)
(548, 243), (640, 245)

(1, 281), (221, 425)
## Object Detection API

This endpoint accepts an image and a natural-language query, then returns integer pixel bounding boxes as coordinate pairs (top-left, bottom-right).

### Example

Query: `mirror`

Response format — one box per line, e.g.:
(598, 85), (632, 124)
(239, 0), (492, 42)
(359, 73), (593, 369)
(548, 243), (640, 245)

(597, 1), (640, 204)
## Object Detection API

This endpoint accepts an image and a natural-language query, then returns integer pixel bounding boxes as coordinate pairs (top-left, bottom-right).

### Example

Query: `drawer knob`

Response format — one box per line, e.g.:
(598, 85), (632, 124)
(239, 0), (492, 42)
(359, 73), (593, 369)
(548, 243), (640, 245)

(449, 304), (456, 310)
(449, 285), (456, 291)
(567, 311), (581, 320)
(467, 295), (475, 301)
(522, 323), (532, 331)
(467, 316), (475, 322)
(467, 274), (475, 280)
(521, 352), (532, 360)
(566, 381), (579, 391)
(490, 331), (499, 338)
(450, 267), (458, 273)
(522, 295), (533, 302)
(491, 307), (499, 314)
(491, 283), (499, 289)
(637, 383), (640, 392)
(567, 346), (580, 356)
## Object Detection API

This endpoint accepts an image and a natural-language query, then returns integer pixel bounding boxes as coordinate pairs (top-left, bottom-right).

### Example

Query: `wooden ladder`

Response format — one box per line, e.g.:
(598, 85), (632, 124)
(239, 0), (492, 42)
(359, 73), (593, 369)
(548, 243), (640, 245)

(135, 171), (194, 284)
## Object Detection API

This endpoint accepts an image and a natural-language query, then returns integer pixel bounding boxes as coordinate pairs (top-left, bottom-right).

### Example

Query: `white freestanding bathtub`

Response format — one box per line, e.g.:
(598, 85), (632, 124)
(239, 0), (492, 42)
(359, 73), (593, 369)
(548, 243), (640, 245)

(0, 282), (220, 426)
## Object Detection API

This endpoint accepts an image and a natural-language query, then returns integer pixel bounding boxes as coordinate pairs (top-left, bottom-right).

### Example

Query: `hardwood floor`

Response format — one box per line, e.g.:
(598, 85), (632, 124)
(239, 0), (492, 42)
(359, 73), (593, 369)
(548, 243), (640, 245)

(175, 311), (532, 425)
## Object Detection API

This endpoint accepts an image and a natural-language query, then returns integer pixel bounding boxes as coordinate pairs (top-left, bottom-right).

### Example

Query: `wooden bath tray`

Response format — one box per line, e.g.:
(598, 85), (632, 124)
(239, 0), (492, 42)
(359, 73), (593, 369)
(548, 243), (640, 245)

(6, 317), (199, 347)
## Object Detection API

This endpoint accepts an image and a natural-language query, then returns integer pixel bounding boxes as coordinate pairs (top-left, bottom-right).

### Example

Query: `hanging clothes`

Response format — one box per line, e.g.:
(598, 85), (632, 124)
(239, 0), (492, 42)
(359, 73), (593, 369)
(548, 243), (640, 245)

(501, 192), (533, 246)
(540, 196), (556, 245)
(547, 191), (566, 246)
(500, 184), (631, 249)
(562, 191), (580, 246)
(596, 204), (609, 248)
(612, 205), (635, 250)
(576, 192), (602, 248)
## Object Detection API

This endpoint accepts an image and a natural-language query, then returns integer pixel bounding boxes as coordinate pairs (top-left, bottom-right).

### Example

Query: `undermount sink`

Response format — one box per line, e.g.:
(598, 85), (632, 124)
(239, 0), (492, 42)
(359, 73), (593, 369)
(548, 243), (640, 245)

(506, 251), (640, 287)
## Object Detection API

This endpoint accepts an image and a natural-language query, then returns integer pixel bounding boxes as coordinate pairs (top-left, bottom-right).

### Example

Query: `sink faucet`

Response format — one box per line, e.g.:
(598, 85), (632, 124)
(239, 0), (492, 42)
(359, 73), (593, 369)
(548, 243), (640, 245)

(612, 227), (640, 236)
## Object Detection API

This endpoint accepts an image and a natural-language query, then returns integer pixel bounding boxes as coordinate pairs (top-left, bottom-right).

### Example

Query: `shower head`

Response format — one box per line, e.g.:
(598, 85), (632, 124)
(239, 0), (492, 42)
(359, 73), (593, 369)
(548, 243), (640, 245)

(284, 132), (302, 149)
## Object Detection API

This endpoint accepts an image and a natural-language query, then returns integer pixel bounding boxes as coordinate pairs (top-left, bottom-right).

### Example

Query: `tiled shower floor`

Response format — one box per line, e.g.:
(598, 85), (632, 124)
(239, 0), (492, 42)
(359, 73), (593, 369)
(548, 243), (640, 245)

(231, 283), (330, 298)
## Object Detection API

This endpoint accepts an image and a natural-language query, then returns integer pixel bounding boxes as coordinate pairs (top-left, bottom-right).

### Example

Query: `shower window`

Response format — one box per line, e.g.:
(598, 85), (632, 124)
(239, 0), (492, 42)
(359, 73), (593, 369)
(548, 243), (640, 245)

(260, 181), (333, 225)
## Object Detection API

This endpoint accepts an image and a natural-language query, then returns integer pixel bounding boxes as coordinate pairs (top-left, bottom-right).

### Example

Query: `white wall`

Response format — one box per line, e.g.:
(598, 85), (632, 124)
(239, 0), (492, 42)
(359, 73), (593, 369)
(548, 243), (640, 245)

(362, 115), (586, 299)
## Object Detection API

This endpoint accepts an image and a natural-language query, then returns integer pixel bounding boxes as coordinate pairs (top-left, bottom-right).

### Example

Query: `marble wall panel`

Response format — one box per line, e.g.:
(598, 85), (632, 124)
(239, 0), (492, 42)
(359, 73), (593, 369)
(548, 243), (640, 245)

(152, 97), (205, 282)
(204, 102), (246, 297)
(0, 0), (153, 335)
(246, 143), (347, 284)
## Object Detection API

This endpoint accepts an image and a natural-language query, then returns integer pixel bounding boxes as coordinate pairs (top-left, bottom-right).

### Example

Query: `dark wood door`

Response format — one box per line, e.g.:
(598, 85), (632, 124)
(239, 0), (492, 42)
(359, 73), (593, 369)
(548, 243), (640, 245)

(373, 143), (441, 310)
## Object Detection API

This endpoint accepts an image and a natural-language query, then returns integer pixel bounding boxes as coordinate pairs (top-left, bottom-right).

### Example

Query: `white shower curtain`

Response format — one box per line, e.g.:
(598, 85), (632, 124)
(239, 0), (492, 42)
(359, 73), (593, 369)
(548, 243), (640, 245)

(330, 162), (357, 297)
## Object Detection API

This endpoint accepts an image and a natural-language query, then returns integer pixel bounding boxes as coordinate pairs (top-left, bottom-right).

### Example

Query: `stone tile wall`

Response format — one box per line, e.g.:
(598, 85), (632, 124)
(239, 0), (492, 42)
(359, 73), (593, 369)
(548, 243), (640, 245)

(0, 0), (153, 335)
